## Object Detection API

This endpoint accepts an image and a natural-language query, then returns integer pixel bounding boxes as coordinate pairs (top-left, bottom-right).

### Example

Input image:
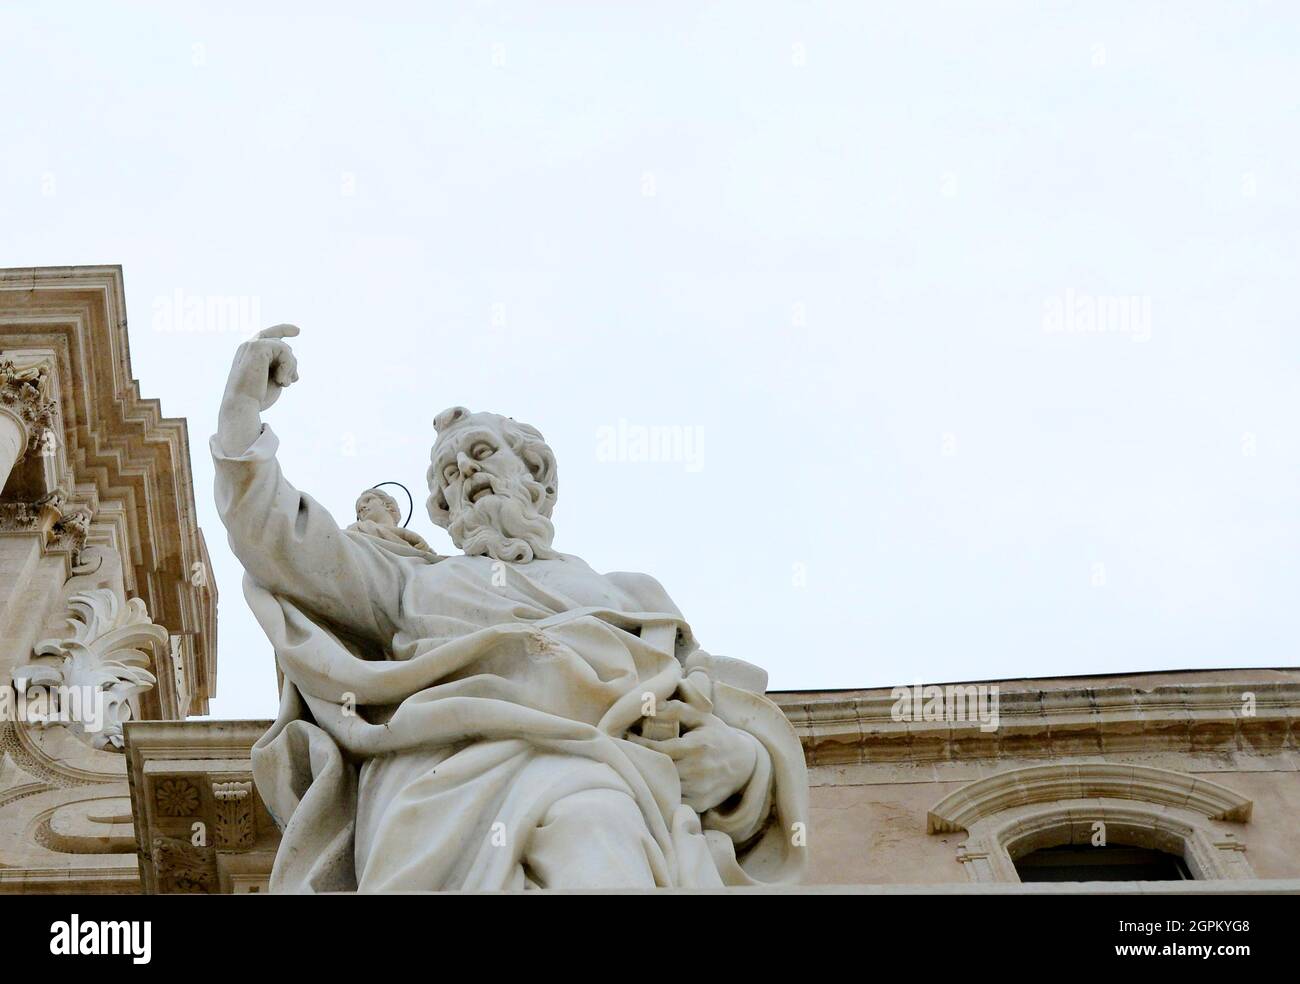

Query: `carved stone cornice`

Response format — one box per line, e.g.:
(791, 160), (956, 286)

(0, 266), (218, 715)
(770, 676), (1300, 766)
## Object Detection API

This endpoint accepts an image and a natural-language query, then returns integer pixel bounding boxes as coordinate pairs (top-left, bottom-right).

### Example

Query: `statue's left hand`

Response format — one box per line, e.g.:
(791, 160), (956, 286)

(217, 325), (301, 457)
(227, 324), (300, 412)
(629, 699), (757, 813)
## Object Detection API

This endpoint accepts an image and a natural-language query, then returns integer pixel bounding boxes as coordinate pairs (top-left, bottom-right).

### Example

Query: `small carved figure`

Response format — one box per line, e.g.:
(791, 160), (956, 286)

(347, 487), (435, 558)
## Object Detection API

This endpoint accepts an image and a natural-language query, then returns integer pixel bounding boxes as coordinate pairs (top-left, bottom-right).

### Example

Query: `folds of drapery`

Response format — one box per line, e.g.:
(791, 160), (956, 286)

(248, 576), (809, 891)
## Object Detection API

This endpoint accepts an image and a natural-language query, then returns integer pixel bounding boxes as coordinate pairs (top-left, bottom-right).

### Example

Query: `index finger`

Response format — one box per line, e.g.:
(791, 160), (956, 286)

(257, 324), (300, 340)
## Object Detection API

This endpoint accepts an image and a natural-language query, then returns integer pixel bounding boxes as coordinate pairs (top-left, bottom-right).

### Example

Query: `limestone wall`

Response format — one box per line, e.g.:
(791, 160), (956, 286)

(776, 669), (1300, 886)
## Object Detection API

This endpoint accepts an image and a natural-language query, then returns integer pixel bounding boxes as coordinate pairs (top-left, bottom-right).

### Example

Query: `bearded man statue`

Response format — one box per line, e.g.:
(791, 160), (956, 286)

(214, 325), (808, 891)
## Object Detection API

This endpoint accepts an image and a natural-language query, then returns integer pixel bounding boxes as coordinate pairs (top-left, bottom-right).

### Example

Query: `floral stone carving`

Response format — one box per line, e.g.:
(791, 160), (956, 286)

(12, 589), (165, 751)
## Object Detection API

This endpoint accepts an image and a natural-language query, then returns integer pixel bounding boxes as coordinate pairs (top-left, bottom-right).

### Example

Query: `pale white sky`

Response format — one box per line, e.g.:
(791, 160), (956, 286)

(3, 3), (1298, 719)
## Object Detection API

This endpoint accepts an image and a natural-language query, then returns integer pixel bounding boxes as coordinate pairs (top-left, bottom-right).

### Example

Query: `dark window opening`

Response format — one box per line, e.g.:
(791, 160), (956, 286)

(1014, 844), (1193, 882)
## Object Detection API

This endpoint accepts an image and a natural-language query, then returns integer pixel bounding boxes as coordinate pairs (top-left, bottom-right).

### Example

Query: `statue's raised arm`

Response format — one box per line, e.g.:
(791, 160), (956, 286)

(216, 324), (300, 457)
(211, 325), (405, 647)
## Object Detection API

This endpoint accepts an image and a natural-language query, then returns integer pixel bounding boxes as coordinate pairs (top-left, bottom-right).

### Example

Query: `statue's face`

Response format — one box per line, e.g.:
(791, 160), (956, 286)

(429, 416), (557, 563)
(432, 422), (532, 518)
(356, 491), (399, 526)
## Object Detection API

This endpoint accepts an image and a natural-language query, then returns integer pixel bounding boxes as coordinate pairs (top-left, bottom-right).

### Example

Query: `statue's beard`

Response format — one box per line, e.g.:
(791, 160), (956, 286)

(446, 477), (557, 563)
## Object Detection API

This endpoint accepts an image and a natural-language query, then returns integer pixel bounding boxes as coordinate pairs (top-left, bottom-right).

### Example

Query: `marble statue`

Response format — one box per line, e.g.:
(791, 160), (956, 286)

(214, 325), (808, 891)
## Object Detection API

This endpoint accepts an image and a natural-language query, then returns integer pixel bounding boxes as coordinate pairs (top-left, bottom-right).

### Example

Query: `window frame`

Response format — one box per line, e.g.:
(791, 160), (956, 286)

(928, 763), (1255, 883)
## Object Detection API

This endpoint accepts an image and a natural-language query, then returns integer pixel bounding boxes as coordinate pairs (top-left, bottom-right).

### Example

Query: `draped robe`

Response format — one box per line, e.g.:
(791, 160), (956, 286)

(213, 425), (808, 891)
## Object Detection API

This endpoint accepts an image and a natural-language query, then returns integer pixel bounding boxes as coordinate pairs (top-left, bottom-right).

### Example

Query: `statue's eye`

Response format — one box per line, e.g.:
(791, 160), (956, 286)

(442, 464), (458, 485)
(472, 442), (495, 461)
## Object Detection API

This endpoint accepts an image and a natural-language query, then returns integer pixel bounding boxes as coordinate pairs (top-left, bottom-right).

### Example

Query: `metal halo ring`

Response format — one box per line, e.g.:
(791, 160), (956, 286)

(369, 481), (415, 529)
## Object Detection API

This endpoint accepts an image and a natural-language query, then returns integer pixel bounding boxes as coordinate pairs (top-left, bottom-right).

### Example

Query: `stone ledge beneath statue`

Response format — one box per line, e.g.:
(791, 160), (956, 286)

(124, 719), (277, 894)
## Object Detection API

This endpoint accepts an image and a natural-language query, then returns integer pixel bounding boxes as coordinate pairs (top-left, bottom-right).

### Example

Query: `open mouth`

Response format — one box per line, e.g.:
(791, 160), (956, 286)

(466, 474), (495, 504)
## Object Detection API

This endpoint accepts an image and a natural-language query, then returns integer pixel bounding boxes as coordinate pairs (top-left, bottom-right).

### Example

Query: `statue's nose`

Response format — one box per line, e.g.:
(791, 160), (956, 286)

(457, 451), (478, 477)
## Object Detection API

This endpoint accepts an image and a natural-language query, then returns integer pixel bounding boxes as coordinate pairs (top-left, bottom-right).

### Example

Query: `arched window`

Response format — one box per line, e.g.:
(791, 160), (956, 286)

(927, 763), (1255, 883)
(1014, 843), (1191, 882)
